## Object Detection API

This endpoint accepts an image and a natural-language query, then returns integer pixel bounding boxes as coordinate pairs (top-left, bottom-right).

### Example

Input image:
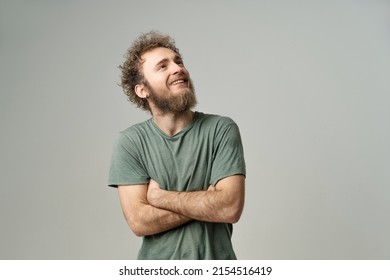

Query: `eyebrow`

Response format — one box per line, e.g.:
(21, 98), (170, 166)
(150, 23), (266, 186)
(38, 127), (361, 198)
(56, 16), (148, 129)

(154, 55), (183, 70)
(154, 58), (170, 70)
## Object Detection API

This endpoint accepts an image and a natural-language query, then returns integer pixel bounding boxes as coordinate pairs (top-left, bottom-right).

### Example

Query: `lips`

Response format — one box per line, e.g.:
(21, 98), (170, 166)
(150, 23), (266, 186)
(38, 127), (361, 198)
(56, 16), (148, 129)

(170, 76), (188, 86)
(171, 79), (186, 85)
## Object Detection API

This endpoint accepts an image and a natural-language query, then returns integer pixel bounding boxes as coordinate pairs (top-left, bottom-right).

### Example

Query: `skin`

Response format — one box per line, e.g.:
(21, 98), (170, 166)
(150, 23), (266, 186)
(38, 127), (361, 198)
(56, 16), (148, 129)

(118, 47), (245, 237)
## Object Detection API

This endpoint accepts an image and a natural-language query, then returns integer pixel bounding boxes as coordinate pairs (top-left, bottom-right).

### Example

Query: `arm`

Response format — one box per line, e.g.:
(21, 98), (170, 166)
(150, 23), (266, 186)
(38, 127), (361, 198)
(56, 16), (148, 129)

(147, 175), (245, 224)
(118, 184), (191, 237)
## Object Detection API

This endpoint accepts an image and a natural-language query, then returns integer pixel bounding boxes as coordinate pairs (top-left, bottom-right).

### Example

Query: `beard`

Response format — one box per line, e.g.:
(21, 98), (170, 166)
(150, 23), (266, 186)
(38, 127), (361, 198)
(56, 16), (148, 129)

(145, 79), (197, 114)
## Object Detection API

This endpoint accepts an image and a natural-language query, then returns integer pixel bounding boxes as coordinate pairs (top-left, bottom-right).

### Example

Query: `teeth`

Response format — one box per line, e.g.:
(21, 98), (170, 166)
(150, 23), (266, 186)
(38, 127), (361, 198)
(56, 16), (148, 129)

(172, 79), (185, 85)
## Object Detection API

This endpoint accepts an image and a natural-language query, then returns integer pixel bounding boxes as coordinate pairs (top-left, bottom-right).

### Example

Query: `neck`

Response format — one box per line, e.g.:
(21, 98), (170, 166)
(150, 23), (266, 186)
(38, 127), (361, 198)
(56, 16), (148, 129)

(152, 110), (195, 137)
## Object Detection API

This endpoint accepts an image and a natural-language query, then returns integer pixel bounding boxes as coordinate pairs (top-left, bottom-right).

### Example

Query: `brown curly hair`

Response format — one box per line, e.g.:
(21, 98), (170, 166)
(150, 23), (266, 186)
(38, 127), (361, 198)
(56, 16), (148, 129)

(119, 31), (181, 112)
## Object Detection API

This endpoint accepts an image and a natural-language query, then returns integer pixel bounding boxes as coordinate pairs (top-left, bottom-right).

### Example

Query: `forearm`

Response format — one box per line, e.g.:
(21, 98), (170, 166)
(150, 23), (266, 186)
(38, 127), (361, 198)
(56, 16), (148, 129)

(125, 203), (191, 237)
(118, 184), (191, 237)
(154, 190), (235, 223)
(148, 175), (245, 224)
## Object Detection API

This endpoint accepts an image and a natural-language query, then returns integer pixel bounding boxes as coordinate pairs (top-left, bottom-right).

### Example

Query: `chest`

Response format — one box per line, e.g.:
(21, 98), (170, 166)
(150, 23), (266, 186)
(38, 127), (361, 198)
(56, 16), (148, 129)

(138, 131), (216, 191)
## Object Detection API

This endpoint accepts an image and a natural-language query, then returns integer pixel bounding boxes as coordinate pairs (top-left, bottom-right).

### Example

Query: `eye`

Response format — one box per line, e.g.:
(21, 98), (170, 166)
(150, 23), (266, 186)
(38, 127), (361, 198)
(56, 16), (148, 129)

(158, 64), (167, 71)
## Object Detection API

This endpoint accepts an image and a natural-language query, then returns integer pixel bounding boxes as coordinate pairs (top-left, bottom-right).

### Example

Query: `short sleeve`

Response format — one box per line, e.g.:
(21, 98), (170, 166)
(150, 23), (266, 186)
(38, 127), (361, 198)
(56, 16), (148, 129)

(210, 120), (246, 185)
(108, 132), (150, 188)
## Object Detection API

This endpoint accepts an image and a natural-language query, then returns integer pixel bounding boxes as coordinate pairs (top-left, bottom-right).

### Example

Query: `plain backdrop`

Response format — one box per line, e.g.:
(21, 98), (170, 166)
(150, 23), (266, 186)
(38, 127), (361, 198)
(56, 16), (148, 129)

(1, 0), (389, 259)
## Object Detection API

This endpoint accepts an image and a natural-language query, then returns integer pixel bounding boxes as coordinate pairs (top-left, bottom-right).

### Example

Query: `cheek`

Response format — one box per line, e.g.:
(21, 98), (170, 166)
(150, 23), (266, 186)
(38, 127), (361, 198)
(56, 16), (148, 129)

(147, 76), (167, 90)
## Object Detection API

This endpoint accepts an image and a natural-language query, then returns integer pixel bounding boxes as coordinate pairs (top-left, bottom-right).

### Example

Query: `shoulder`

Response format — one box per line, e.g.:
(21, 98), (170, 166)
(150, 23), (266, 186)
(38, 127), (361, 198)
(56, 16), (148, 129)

(115, 119), (153, 146)
(194, 112), (242, 142)
(196, 112), (237, 128)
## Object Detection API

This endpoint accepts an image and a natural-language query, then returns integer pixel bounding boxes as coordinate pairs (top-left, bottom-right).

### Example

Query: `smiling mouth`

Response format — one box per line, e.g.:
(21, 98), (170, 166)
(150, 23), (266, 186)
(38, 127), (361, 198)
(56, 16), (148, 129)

(171, 79), (187, 86)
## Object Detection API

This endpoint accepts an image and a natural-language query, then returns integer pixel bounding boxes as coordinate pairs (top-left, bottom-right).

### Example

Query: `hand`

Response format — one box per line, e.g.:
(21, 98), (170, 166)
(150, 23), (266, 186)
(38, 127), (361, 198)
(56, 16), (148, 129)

(207, 185), (216, 191)
(147, 179), (162, 206)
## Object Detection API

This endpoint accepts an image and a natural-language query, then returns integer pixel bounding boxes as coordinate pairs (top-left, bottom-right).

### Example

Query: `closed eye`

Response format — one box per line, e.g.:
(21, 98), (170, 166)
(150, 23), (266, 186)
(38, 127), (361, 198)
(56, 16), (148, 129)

(155, 58), (169, 71)
(175, 59), (184, 66)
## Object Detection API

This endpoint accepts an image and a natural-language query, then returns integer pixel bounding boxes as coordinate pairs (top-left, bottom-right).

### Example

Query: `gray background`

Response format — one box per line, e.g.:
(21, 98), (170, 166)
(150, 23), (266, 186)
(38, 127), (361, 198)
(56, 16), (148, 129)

(1, 0), (389, 259)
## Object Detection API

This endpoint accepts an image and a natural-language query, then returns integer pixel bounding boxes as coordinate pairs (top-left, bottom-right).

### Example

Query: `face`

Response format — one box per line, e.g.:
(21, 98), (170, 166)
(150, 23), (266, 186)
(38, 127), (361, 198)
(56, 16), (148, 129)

(138, 47), (197, 113)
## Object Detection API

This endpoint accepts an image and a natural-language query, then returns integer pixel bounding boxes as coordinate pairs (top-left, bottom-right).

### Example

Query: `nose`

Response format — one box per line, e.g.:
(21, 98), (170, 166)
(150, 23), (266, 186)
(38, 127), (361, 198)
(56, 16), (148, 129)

(171, 62), (184, 75)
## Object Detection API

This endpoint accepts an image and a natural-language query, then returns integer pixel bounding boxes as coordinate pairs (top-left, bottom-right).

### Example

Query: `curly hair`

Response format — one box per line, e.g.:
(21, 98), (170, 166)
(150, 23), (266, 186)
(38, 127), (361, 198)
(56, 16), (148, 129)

(119, 31), (181, 112)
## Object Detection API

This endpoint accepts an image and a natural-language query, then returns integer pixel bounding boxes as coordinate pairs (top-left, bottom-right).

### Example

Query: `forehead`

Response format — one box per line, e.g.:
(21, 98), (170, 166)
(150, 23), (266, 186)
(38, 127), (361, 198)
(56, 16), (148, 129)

(141, 47), (180, 68)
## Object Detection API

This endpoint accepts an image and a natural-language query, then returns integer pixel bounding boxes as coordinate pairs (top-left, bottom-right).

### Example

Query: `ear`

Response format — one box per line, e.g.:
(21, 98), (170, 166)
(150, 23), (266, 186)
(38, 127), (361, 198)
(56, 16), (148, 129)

(135, 84), (149, 99)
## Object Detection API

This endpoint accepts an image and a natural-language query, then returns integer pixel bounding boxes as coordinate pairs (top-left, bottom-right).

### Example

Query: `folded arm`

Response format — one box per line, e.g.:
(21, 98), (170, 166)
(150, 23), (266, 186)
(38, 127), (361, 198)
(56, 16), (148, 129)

(117, 184), (191, 237)
(147, 175), (245, 224)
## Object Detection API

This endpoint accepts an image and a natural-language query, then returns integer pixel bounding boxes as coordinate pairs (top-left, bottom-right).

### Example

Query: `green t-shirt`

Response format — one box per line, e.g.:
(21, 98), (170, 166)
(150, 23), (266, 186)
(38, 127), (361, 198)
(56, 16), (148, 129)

(108, 111), (246, 259)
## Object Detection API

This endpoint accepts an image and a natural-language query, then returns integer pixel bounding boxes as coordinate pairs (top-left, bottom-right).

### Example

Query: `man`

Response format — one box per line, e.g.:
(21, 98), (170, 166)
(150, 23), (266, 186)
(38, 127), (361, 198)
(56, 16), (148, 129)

(108, 31), (246, 259)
